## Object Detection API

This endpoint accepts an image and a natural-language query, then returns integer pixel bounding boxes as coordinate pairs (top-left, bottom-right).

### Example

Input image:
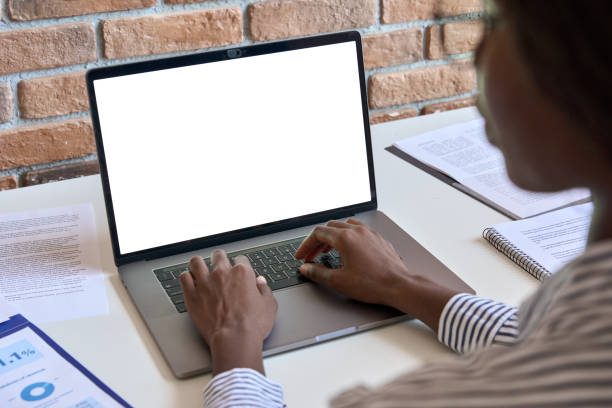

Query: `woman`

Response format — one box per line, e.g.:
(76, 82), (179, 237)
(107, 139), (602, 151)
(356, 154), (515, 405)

(180, 0), (612, 406)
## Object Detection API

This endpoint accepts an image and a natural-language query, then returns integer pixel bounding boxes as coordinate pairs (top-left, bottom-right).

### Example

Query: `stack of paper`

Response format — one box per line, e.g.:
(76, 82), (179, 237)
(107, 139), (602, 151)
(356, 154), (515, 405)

(392, 118), (590, 219)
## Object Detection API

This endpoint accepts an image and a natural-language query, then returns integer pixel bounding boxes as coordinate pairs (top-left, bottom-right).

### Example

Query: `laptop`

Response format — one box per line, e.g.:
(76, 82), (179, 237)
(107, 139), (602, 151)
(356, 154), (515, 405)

(86, 31), (474, 379)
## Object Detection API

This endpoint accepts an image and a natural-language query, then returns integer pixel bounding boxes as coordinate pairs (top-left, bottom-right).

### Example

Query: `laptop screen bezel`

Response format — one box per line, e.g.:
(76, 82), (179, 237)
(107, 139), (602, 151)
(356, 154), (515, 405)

(87, 30), (377, 266)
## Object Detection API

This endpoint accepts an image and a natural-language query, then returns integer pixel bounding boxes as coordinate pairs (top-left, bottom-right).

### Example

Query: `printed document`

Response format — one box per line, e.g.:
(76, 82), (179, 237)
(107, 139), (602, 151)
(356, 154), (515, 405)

(0, 204), (108, 323)
(393, 118), (590, 218)
(0, 296), (15, 323)
(492, 202), (593, 273)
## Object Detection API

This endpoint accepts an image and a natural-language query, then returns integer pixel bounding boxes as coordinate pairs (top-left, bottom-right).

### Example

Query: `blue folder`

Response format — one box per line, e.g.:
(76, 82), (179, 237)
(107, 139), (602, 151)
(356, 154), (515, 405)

(0, 314), (131, 407)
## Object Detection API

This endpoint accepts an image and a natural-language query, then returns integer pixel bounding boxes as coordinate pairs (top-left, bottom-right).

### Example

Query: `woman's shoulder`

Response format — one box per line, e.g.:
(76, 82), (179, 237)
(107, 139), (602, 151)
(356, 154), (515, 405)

(558, 238), (612, 288)
(518, 239), (612, 340)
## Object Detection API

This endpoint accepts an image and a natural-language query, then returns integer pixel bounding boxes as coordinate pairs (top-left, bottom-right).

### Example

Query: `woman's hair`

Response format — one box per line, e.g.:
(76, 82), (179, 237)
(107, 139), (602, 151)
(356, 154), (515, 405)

(500, 0), (612, 154)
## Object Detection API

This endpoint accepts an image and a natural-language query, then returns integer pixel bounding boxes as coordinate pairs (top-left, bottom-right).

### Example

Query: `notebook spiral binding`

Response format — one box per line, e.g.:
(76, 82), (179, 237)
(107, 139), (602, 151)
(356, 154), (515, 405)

(482, 228), (551, 281)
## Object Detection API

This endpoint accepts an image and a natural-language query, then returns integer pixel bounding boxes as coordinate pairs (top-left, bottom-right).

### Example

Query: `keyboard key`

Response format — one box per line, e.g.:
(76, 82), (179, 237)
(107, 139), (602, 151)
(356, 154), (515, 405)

(271, 264), (288, 273)
(166, 287), (183, 297)
(267, 275), (308, 290)
(288, 275), (308, 285)
(269, 272), (287, 281)
(247, 252), (265, 261)
(278, 245), (293, 254)
(265, 257), (280, 266)
(259, 267), (273, 275)
(171, 294), (184, 304)
(176, 303), (187, 313)
(321, 254), (342, 269)
(162, 279), (181, 289)
(286, 269), (299, 277)
(277, 253), (294, 262)
(251, 259), (264, 268)
(154, 270), (174, 282)
(172, 267), (189, 279)
(263, 248), (280, 258)
(287, 259), (303, 268)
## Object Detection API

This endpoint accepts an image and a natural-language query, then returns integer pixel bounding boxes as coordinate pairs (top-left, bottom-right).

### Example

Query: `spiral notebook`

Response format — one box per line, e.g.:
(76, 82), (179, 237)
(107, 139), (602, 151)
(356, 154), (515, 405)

(483, 202), (593, 281)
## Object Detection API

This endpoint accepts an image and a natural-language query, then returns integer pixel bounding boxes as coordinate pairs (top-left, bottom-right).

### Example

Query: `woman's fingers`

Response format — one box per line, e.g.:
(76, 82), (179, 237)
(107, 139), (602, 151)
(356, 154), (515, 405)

(232, 254), (252, 270)
(256, 275), (273, 297)
(299, 262), (334, 285)
(188, 256), (209, 283)
(303, 243), (327, 262)
(232, 255), (257, 282)
(179, 268), (196, 295)
(295, 225), (341, 259)
(346, 218), (365, 226)
(211, 249), (231, 272)
(326, 220), (353, 229)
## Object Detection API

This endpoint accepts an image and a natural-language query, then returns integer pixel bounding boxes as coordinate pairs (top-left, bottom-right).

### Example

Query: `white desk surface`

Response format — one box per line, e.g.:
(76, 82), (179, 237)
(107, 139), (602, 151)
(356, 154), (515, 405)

(0, 107), (538, 407)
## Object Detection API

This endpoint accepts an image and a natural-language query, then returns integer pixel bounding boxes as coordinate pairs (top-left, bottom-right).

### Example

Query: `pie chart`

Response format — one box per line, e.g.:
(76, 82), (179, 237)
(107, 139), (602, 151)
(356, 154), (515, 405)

(20, 382), (55, 402)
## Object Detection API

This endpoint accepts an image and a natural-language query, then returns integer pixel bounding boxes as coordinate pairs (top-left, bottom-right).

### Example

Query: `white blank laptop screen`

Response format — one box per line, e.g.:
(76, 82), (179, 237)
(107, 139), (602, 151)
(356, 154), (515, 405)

(93, 41), (372, 255)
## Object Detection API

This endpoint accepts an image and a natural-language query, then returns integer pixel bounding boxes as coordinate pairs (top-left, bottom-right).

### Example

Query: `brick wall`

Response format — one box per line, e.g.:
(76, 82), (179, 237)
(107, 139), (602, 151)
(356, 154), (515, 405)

(0, 0), (483, 190)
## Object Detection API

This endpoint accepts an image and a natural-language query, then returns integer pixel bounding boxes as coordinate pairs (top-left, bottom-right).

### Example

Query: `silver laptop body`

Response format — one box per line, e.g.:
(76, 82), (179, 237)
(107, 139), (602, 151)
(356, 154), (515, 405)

(87, 31), (473, 378)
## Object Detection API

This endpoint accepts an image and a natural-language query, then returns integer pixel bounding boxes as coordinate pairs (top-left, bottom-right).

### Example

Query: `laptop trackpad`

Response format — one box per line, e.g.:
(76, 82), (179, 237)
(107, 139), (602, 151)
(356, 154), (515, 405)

(264, 282), (406, 352)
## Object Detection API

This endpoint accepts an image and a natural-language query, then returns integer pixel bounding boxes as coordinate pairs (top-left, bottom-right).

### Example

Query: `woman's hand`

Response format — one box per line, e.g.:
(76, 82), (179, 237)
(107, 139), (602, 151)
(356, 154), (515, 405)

(295, 218), (459, 332)
(179, 250), (278, 376)
(296, 218), (411, 306)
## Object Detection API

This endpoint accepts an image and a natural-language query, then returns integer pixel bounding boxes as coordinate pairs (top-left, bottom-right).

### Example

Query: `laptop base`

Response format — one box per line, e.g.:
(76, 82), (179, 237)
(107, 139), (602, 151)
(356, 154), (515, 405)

(120, 210), (473, 378)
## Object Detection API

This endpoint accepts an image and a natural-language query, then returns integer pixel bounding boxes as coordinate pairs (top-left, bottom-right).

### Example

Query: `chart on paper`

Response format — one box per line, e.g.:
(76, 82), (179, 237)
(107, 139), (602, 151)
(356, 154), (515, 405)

(0, 326), (126, 407)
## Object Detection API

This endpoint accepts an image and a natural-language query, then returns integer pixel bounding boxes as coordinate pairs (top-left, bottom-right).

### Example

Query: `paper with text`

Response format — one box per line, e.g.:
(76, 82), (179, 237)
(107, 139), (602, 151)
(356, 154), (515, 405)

(394, 118), (590, 218)
(492, 202), (593, 274)
(0, 297), (16, 323)
(0, 204), (108, 323)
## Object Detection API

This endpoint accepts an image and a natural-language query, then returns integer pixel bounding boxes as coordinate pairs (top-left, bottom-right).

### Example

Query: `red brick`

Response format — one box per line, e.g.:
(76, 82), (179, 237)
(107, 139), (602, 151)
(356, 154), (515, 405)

(23, 160), (100, 186)
(368, 62), (476, 109)
(8, 0), (156, 21)
(427, 20), (484, 60)
(249, 0), (377, 42)
(382, 0), (482, 24)
(421, 95), (477, 114)
(0, 176), (17, 191)
(102, 8), (243, 59)
(0, 119), (95, 171)
(0, 23), (96, 75)
(363, 29), (422, 70)
(0, 83), (13, 124)
(18, 72), (88, 119)
(370, 107), (418, 124)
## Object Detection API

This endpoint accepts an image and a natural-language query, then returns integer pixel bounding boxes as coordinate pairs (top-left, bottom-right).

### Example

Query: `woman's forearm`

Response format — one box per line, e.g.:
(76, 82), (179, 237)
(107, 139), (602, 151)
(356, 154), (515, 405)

(387, 274), (461, 333)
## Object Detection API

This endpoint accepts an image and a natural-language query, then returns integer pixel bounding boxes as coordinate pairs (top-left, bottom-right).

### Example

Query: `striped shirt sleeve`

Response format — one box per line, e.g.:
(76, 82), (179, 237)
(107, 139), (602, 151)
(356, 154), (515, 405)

(203, 368), (285, 408)
(437, 293), (518, 353)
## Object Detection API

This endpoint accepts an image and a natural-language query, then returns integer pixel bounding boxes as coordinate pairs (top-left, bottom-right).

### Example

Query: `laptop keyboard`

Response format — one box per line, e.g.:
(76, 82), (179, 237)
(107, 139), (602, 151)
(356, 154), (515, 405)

(153, 237), (342, 313)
